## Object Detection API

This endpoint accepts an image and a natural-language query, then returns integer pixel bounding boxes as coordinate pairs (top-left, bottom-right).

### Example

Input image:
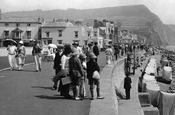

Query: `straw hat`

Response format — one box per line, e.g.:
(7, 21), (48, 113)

(89, 53), (97, 58)
(72, 42), (79, 46)
(79, 53), (87, 60)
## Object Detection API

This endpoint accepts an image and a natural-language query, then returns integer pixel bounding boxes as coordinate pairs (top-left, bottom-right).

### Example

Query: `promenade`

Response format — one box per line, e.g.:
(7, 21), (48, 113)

(0, 48), (146, 115)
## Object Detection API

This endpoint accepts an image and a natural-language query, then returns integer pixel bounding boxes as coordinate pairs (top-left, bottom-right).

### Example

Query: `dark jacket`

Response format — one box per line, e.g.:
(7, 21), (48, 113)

(69, 56), (84, 78)
(93, 45), (99, 56)
(32, 45), (42, 55)
(53, 52), (63, 70)
(87, 59), (100, 79)
(124, 76), (132, 89)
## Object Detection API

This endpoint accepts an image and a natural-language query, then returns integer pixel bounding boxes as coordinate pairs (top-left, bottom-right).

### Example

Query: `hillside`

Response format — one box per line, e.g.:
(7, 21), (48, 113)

(2, 5), (175, 45)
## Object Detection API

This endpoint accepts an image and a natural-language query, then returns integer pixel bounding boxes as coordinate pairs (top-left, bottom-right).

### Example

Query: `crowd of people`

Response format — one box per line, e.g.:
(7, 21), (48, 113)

(52, 42), (105, 100)
(6, 39), (146, 101)
(7, 40), (26, 71)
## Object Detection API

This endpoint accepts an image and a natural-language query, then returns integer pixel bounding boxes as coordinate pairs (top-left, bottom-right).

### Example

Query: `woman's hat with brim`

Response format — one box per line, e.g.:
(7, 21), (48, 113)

(89, 53), (97, 58)
(79, 53), (87, 59)
(71, 48), (79, 56)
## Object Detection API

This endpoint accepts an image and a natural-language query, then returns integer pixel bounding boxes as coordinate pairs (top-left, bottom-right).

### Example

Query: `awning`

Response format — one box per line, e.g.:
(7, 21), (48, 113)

(26, 28), (31, 31)
(12, 28), (23, 32)
(4, 28), (9, 31)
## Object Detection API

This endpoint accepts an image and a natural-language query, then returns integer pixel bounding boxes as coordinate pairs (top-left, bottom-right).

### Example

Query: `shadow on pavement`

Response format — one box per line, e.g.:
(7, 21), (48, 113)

(32, 86), (53, 90)
(34, 95), (66, 100)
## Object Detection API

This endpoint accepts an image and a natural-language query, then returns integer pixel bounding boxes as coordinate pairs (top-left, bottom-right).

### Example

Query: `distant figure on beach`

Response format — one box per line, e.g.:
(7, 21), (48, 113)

(124, 73), (132, 99)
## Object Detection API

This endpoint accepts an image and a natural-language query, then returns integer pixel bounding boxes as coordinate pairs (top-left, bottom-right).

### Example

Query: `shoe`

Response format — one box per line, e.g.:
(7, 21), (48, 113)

(75, 97), (82, 100)
(35, 70), (39, 72)
(90, 97), (94, 100)
(97, 96), (105, 99)
(64, 95), (72, 99)
(39, 67), (41, 71)
(51, 85), (57, 90)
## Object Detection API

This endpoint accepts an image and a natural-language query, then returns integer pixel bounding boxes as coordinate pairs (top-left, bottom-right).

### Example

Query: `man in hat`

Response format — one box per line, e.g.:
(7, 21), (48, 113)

(32, 40), (42, 72)
(93, 42), (99, 62)
(7, 42), (18, 70)
(16, 41), (26, 71)
(72, 42), (82, 55)
(69, 49), (84, 100)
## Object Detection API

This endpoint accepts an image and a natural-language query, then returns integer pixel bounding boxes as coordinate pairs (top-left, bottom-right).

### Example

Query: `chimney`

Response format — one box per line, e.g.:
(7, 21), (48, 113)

(0, 9), (2, 20)
(94, 19), (98, 28)
(38, 17), (40, 22)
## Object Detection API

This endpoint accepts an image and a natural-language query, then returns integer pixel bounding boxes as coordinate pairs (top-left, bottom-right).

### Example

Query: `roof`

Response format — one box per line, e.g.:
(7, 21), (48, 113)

(12, 28), (23, 32)
(42, 21), (75, 28)
(0, 16), (39, 23)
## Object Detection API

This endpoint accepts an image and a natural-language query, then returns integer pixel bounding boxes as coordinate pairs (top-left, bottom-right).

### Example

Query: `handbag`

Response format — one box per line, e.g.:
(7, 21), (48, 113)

(61, 76), (72, 85)
(92, 71), (100, 79)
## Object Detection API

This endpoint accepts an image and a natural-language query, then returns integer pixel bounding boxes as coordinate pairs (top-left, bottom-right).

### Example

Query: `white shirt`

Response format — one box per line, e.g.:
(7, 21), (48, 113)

(7, 45), (17, 55)
(61, 55), (70, 70)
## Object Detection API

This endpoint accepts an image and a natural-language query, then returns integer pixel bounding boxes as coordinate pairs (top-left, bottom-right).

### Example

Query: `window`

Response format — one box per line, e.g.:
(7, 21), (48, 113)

(57, 40), (63, 44)
(16, 23), (20, 27)
(58, 30), (62, 37)
(48, 40), (52, 44)
(94, 32), (97, 37)
(44, 40), (46, 45)
(46, 32), (50, 37)
(4, 31), (9, 38)
(27, 23), (31, 26)
(16, 31), (20, 38)
(27, 31), (31, 39)
(74, 31), (78, 38)
(5, 23), (9, 26)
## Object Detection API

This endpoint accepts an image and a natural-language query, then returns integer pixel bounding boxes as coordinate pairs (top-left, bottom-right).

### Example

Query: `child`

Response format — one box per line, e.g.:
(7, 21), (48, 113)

(124, 72), (132, 99)
(87, 53), (104, 100)
(79, 53), (87, 98)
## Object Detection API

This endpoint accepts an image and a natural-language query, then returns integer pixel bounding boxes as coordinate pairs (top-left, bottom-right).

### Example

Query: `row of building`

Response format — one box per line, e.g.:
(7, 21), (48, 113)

(0, 10), (147, 48)
(0, 15), (116, 48)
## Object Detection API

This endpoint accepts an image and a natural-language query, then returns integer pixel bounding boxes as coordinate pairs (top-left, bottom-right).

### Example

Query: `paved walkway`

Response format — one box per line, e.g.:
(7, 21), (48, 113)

(89, 51), (147, 115)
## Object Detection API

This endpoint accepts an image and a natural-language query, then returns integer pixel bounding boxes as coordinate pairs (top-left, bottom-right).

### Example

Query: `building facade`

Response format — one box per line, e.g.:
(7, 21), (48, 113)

(0, 16), (41, 46)
(41, 21), (93, 46)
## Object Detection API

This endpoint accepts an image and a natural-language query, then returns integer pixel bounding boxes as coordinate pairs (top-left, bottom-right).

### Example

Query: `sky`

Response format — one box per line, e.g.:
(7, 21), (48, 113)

(0, 0), (175, 24)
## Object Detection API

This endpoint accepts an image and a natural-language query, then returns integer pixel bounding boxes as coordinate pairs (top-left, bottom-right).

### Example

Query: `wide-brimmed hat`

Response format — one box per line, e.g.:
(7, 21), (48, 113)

(72, 42), (79, 46)
(71, 48), (79, 56)
(79, 53), (87, 60)
(19, 40), (23, 44)
(89, 53), (97, 58)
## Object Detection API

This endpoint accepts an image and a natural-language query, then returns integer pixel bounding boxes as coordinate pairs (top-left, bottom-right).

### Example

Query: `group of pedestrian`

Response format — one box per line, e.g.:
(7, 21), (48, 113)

(7, 40), (26, 71)
(52, 42), (104, 100)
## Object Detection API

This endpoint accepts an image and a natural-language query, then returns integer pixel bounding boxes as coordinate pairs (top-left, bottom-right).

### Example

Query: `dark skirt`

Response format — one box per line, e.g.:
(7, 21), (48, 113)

(88, 78), (100, 85)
